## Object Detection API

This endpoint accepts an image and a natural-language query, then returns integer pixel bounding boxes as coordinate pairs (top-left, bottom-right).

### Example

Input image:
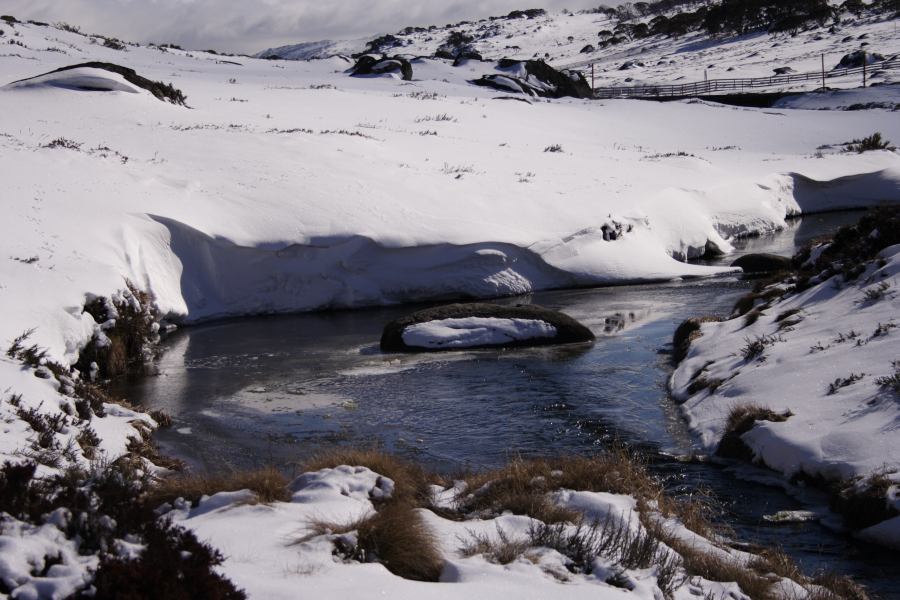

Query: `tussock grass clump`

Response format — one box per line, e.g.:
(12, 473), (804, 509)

(304, 502), (443, 582)
(859, 281), (892, 303)
(833, 473), (899, 530)
(740, 333), (782, 361)
(458, 451), (661, 521)
(876, 361), (900, 395)
(460, 524), (533, 565)
(147, 467), (289, 508)
(672, 316), (722, 363)
(717, 404), (792, 460)
(531, 517), (682, 595)
(827, 373), (865, 395)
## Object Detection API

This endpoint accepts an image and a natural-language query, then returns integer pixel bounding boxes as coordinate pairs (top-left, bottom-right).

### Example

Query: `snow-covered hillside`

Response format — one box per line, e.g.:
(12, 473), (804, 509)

(260, 6), (900, 92)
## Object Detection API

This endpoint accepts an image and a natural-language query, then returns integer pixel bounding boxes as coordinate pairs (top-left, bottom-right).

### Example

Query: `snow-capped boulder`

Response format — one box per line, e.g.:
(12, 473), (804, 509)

(380, 303), (594, 352)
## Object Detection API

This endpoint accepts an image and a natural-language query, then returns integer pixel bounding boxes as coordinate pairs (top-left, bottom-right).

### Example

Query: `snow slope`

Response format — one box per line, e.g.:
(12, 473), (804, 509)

(1, 19), (898, 366)
(670, 243), (900, 544)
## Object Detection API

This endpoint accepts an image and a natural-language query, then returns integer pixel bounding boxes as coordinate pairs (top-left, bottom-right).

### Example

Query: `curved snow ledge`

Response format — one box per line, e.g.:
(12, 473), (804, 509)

(786, 168), (900, 215)
(145, 216), (735, 323)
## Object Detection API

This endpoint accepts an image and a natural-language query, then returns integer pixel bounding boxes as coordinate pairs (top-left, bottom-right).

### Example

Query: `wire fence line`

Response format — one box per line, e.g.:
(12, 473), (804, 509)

(577, 55), (899, 99)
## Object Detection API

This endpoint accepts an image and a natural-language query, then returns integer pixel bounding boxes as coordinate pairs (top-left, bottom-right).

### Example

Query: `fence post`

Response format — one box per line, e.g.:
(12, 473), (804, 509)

(862, 51), (867, 87)
(591, 63), (595, 91)
(821, 54), (825, 90)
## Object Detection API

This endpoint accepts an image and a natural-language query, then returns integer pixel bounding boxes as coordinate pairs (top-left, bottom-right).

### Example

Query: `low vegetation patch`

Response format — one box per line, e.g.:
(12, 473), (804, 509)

(875, 361), (900, 395)
(146, 467), (289, 508)
(740, 334), (782, 362)
(827, 373), (865, 395)
(844, 132), (893, 154)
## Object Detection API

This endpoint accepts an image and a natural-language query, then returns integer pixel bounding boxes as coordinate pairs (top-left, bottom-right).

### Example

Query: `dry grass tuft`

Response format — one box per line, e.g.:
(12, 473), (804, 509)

(672, 540), (776, 599)
(457, 451), (661, 522)
(717, 404), (792, 460)
(147, 467), (289, 507)
(307, 503), (444, 582)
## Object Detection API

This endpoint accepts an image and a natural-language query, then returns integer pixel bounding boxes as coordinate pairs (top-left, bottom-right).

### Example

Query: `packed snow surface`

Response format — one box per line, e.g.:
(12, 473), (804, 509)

(401, 317), (557, 348)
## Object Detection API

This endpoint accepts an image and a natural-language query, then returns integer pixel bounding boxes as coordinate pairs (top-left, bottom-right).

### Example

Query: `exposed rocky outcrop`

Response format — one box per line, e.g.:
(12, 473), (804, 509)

(350, 55), (413, 81)
(470, 60), (592, 99)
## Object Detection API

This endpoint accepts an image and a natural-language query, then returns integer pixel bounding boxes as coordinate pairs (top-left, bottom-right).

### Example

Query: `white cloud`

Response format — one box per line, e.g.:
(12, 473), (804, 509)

(3, 0), (617, 54)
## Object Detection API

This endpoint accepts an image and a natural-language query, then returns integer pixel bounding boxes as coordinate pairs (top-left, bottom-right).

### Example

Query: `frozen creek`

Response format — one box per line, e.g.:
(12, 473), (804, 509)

(119, 210), (900, 597)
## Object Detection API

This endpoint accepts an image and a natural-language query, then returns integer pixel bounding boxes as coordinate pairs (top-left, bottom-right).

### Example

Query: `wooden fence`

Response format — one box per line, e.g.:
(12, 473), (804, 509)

(583, 55), (899, 99)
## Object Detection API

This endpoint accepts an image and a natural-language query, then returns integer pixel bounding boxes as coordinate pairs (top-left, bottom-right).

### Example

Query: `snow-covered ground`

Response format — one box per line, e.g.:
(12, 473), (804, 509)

(1, 19), (898, 365)
(165, 463), (789, 600)
(0, 9), (899, 596)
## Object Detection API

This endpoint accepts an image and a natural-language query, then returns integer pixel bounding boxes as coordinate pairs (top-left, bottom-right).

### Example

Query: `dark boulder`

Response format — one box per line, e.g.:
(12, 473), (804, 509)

(453, 49), (484, 66)
(730, 253), (793, 274)
(580, 44), (595, 54)
(834, 50), (885, 69)
(381, 303), (594, 352)
(350, 55), (413, 81)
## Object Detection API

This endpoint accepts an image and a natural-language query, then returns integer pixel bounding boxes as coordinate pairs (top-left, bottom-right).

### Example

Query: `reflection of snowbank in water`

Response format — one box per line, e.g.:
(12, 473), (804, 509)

(402, 317), (557, 349)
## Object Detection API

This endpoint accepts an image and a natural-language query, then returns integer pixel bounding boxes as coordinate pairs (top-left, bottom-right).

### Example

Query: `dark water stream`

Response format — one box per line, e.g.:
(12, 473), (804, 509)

(121, 210), (899, 597)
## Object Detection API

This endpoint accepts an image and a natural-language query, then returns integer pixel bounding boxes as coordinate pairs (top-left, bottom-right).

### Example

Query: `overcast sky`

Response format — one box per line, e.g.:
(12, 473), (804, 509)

(5, 1), (619, 54)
